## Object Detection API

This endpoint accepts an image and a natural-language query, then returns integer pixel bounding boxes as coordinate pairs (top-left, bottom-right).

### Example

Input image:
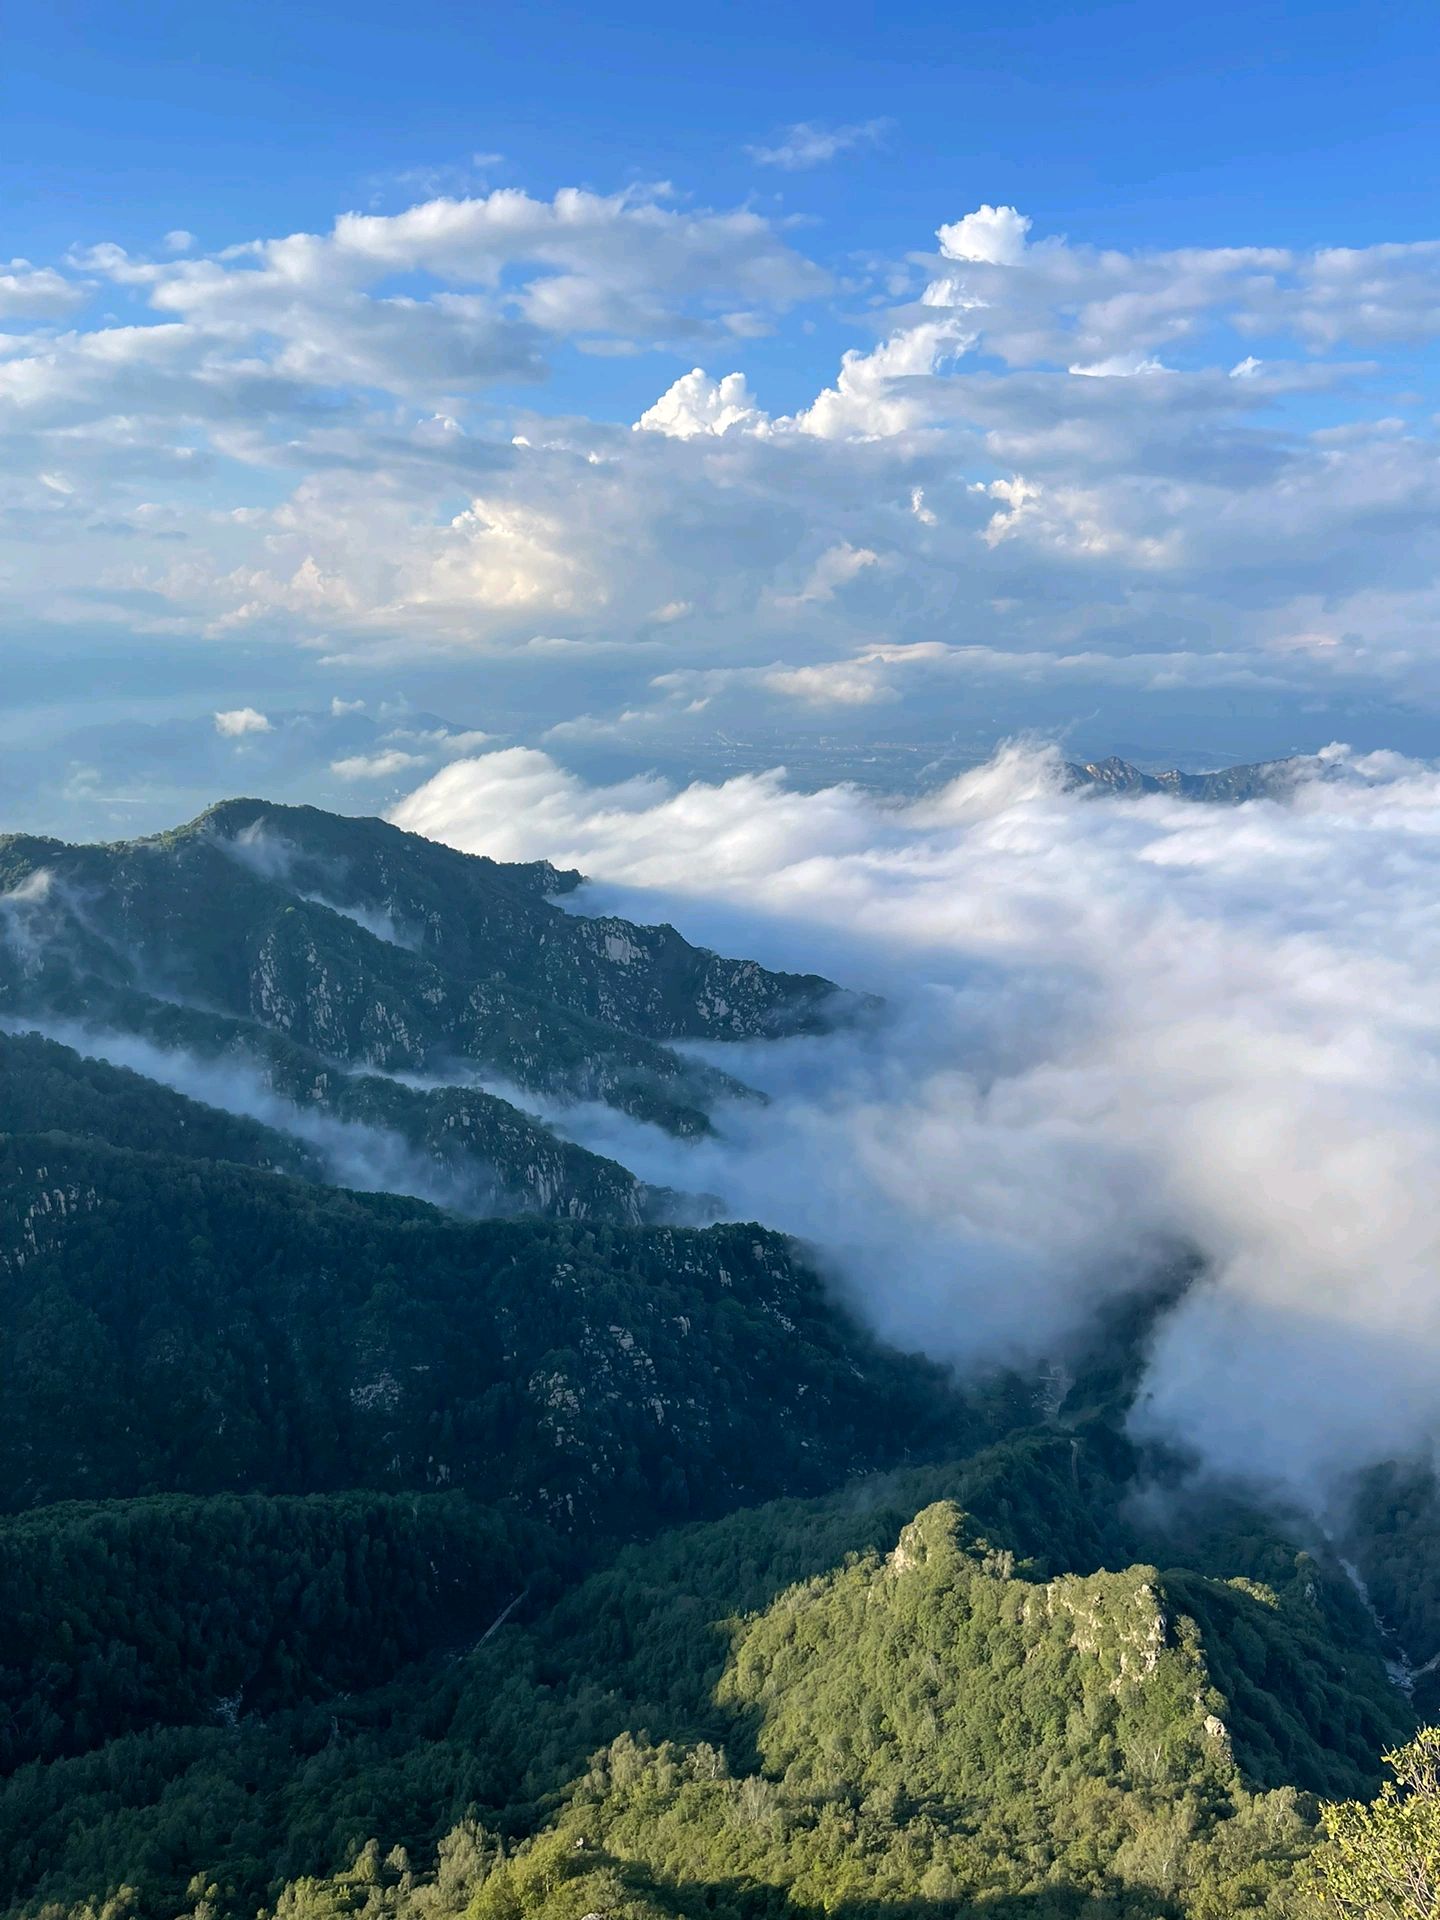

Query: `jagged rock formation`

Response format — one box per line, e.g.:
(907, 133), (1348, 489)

(1066, 752), (1311, 802)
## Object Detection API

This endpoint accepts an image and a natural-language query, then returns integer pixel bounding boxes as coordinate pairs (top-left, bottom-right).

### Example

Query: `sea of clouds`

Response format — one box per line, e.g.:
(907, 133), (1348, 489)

(395, 739), (1440, 1507)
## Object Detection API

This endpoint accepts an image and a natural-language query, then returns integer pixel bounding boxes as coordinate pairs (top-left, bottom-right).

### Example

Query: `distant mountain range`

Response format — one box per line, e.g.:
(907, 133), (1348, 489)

(1065, 752), (1312, 802)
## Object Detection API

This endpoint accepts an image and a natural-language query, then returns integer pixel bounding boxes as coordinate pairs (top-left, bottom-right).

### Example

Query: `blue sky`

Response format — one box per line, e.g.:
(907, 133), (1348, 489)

(5, 0), (1440, 836)
(12, 0), (1437, 232)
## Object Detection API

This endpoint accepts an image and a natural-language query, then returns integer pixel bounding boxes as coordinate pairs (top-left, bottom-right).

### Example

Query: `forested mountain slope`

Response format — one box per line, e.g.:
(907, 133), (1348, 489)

(0, 801), (846, 1131)
(0, 800), (862, 1216)
(0, 1432), (1413, 1920)
(0, 794), (1433, 1920)
(0, 1028), (319, 1178)
(0, 1023), (669, 1224)
(0, 1130), (968, 1519)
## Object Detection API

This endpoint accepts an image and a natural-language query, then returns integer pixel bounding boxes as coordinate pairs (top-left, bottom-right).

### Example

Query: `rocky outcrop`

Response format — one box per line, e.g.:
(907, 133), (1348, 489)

(1065, 753), (1311, 803)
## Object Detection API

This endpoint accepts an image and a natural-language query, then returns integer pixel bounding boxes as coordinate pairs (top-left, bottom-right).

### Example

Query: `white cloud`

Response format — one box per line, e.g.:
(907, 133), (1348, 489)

(213, 706), (272, 736)
(936, 204), (1032, 266)
(642, 638), (1298, 732)
(634, 367), (769, 438)
(0, 261), (85, 319)
(394, 741), (1440, 1506)
(1068, 353), (1168, 377)
(209, 184), (829, 343)
(382, 725), (494, 756)
(746, 118), (891, 170)
(779, 540), (879, 604)
(788, 316), (974, 438)
(329, 747), (427, 779)
(762, 659), (896, 705)
(7, 186), (1440, 738)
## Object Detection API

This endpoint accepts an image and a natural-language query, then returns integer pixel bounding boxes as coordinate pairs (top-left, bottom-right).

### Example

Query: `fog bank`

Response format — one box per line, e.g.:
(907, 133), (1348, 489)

(395, 740), (1440, 1502)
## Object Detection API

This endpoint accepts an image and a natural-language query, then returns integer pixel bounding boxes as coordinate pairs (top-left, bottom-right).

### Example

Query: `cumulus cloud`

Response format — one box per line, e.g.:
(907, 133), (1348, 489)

(761, 660), (897, 706)
(8, 186), (1440, 743)
(746, 118), (891, 170)
(778, 540), (880, 606)
(0, 263), (86, 320)
(214, 707), (272, 736)
(634, 367), (769, 438)
(788, 315), (974, 437)
(394, 741), (1440, 1507)
(936, 203), (1032, 265)
(118, 184), (828, 364)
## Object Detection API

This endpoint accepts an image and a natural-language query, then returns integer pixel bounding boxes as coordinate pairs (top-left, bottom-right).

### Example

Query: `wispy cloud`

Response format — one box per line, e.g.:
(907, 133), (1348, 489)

(745, 118), (891, 170)
(330, 748), (428, 780)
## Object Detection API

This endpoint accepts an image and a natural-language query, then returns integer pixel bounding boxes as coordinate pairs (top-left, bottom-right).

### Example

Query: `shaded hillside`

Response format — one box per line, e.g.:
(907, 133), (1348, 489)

(0, 1131), (972, 1519)
(0, 1490), (556, 1772)
(0, 1021), (672, 1225)
(0, 1028), (318, 1179)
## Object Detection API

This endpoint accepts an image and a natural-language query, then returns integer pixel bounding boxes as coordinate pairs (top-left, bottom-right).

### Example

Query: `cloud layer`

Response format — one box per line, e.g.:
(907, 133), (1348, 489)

(395, 741), (1440, 1505)
(6, 182), (1440, 754)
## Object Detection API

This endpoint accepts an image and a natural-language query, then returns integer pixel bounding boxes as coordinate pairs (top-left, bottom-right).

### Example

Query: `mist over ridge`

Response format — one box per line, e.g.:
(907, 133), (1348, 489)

(394, 737), (1440, 1507)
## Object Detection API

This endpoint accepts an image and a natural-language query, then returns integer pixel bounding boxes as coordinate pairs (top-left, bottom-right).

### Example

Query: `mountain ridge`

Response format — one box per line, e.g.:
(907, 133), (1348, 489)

(0, 787), (1434, 1920)
(0, 797), (868, 1217)
(1065, 753), (1311, 803)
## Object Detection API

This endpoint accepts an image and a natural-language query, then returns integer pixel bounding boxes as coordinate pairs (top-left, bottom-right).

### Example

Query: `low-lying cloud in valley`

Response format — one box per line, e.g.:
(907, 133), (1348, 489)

(0, 1012), (504, 1216)
(395, 742), (1440, 1508)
